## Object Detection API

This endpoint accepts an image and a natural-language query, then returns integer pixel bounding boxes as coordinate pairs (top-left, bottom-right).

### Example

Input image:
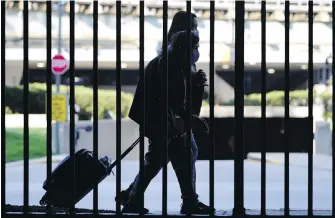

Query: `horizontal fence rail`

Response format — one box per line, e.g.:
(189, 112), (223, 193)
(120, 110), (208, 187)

(1, 0), (334, 217)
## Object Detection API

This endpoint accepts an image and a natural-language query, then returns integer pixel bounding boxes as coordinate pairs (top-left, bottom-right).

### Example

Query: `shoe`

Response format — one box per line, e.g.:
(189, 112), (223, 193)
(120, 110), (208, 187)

(121, 203), (149, 214)
(114, 190), (130, 207)
(180, 201), (216, 215)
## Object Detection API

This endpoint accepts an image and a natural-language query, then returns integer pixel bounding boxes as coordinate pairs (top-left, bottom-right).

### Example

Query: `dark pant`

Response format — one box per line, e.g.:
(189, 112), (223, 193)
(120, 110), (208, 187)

(126, 133), (199, 204)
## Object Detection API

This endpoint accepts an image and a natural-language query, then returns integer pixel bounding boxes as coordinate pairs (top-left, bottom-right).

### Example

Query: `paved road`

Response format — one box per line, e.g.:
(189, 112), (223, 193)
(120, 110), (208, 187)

(5, 154), (333, 215)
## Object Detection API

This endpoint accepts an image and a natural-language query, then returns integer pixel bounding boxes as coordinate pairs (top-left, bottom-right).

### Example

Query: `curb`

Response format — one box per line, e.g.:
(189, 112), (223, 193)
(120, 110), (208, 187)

(247, 155), (281, 165)
(6, 154), (282, 167)
(6, 155), (67, 167)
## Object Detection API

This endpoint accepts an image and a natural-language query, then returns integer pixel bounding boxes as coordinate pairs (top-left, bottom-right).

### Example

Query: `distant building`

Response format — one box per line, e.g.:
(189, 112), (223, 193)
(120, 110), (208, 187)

(3, 0), (333, 100)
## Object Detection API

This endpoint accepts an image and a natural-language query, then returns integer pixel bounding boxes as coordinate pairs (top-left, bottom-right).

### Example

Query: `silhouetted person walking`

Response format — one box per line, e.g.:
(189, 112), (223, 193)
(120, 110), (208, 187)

(116, 12), (214, 215)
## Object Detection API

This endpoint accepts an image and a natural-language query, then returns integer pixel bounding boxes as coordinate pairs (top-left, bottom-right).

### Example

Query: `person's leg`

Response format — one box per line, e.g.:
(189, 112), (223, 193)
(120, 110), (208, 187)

(179, 132), (214, 214)
(116, 134), (197, 205)
(116, 140), (160, 204)
(191, 133), (198, 161)
(169, 133), (215, 214)
(124, 133), (197, 197)
(168, 135), (199, 203)
(116, 149), (151, 205)
(121, 139), (168, 213)
(190, 132), (198, 193)
(127, 142), (165, 200)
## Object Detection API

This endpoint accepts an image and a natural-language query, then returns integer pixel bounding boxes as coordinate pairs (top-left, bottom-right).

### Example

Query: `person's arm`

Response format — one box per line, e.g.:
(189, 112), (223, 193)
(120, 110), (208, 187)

(191, 69), (207, 115)
(159, 55), (209, 134)
(168, 63), (188, 119)
(158, 52), (188, 120)
(163, 30), (200, 119)
(191, 84), (204, 116)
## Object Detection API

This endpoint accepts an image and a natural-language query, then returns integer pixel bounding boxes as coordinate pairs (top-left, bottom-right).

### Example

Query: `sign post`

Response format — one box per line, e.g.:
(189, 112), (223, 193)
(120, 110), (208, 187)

(52, 54), (69, 154)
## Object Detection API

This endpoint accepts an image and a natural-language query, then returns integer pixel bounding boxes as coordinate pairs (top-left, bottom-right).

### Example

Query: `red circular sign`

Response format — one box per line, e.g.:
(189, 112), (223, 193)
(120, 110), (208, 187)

(52, 54), (69, 75)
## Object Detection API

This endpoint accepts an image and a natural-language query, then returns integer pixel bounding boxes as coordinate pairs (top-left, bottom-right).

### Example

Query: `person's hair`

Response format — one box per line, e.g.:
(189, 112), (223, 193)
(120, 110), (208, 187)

(169, 30), (199, 51)
(167, 11), (197, 43)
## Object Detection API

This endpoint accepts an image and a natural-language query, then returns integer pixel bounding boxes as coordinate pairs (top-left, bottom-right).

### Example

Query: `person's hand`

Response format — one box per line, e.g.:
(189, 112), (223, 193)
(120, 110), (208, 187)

(193, 69), (208, 87)
(192, 114), (209, 134)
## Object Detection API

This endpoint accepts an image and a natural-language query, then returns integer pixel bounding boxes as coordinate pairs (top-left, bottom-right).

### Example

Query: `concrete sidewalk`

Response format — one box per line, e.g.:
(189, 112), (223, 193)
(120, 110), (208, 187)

(247, 152), (332, 171)
(5, 152), (293, 168)
(5, 155), (333, 212)
(5, 204), (333, 216)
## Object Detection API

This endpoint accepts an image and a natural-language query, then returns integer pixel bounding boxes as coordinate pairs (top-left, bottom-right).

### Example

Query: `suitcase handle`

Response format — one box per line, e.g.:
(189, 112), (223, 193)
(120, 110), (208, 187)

(107, 137), (140, 173)
(106, 135), (178, 174)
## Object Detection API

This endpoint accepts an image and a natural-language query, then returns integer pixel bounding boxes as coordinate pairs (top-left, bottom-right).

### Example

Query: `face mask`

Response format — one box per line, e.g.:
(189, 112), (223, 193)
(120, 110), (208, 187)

(192, 49), (200, 63)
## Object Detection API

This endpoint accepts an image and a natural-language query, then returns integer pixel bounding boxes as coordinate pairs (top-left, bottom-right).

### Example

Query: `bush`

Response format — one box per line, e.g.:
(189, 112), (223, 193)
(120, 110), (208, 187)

(243, 90), (309, 106)
(324, 111), (332, 120)
(319, 91), (332, 103)
(5, 83), (134, 119)
(217, 90), (332, 107)
(229, 90), (330, 106)
(202, 100), (209, 106)
(217, 89), (333, 121)
(5, 107), (12, 114)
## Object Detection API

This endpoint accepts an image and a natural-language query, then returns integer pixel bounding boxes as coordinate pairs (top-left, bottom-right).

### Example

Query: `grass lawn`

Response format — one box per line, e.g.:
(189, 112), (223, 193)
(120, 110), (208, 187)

(5, 128), (47, 163)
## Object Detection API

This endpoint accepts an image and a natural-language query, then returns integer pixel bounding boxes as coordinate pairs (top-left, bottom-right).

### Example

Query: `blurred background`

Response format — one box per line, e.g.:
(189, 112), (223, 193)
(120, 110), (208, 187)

(4, 0), (333, 158)
(4, 0), (334, 159)
(3, 0), (335, 212)
(3, 0), (333, 160)
(4, 0), (332, 96)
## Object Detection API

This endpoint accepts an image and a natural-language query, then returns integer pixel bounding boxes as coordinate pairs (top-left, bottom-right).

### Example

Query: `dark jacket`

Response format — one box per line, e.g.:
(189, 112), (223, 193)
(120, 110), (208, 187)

(128, 56), (162, 139)
(129, 31), (203, 139)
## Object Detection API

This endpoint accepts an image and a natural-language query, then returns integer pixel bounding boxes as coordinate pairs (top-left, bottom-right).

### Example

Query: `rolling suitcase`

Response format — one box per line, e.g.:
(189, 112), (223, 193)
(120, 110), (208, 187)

(40, 138), (140, 208)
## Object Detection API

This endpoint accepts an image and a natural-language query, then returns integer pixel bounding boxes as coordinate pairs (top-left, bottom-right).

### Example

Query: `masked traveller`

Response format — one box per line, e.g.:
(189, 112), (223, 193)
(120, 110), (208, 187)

(117, 12), (213, 215)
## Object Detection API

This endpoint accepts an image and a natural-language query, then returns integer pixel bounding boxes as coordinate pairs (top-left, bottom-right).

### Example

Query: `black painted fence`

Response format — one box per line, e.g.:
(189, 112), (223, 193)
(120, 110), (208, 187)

(1, 1), (334, 217)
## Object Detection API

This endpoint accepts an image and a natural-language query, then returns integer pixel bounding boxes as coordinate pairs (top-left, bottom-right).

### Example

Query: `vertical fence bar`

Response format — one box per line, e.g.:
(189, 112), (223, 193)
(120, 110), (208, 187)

(93, 0), (99, 214)
(46, 0), (52, 215)
(260, 1), (266, 216)
(233, 1), (245, 216)
(209, 1), (215, 215)
(23, 1), (30, 214)
(162, 0), (168, 215)
(139, 0), (145, 215)
(186, 1), (193, 202)
(307, 1), (314, 216)
(1, 1), (6, 215)
(69, 0), (76, 214)
(115, 0), (122, 215)
(332, 1), (335, 215)
(284, 1), (290, 216)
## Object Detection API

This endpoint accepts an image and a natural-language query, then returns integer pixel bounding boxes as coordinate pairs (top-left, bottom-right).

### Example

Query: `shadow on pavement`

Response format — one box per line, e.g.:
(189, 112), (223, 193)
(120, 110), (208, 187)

(5, 204), (115, 214)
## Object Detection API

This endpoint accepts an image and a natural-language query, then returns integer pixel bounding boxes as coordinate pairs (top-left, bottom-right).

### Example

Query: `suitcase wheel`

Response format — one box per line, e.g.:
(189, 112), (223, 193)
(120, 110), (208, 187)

(77, 149), (88, 155)
(39, 194), (48, 206)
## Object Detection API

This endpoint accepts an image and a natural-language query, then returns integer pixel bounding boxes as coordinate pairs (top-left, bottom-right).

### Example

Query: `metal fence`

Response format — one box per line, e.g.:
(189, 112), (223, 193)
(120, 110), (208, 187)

(1, 0), (335, 217)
